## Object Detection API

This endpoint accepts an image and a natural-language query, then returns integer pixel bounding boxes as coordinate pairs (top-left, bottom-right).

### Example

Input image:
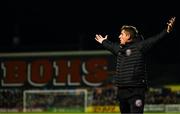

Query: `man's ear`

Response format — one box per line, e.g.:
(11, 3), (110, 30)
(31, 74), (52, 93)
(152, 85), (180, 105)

(127, 34), (132, 42)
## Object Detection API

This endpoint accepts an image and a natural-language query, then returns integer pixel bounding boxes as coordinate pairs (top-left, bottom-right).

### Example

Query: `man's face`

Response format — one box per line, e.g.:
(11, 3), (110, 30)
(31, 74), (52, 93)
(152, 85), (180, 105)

(118, 30), (131, 45)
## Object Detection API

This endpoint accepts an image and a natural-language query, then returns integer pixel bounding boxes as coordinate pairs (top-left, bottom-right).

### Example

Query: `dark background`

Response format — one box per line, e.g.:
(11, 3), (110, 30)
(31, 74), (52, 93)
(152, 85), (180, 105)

(1, 0), (180, 85)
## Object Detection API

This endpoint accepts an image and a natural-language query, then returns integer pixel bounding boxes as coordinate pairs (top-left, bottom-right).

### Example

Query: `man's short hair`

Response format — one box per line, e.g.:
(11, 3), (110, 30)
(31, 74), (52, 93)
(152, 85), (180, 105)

(121, 25), (139, 40)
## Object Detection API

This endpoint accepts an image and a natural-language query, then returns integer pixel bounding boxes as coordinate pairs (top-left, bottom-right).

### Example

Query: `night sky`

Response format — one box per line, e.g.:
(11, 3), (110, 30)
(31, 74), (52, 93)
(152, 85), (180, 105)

(3, 1), (179, 51)
(1, 0), (179, 85)
(2, 1), (179, 58)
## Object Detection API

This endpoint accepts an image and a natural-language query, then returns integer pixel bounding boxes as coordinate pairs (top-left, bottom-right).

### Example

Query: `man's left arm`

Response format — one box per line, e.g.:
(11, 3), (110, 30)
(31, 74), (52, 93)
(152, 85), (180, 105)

(138, 17), (176, 52)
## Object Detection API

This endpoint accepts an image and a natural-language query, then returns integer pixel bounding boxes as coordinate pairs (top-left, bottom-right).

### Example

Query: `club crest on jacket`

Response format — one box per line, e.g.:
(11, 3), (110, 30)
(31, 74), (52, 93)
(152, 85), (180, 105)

(126, 49), (132, 56)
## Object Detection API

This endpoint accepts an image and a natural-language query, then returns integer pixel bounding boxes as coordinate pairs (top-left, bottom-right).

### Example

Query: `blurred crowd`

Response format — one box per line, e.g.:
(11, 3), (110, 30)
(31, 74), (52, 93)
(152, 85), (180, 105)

(0, 86), (180, 110)
(90, 86), (180, 105)
(0, 89), (23, 111)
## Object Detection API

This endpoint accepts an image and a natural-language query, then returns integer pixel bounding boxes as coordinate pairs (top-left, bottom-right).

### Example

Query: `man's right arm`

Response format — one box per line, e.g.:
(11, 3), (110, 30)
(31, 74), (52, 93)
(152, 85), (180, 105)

(95, 34), (119, 55)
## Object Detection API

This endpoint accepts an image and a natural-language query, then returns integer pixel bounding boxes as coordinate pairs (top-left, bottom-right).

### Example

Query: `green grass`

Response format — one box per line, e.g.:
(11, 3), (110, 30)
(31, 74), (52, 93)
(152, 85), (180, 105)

(0, 112), (180, 114)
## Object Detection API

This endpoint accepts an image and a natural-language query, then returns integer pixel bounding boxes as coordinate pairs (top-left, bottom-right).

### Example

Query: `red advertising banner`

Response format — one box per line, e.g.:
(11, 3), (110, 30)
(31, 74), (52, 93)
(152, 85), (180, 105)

(0, 50), (115, 88)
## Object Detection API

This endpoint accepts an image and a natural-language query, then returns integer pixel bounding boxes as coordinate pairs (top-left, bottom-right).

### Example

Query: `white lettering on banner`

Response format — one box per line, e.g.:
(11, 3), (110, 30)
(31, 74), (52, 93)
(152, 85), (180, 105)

(1, 58), (109, 87)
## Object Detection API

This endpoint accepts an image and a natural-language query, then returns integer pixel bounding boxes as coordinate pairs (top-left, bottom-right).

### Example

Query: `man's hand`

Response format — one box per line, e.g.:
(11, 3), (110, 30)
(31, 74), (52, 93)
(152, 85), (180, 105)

(167, 17), (176, 33)
(95, 34), (108, 44)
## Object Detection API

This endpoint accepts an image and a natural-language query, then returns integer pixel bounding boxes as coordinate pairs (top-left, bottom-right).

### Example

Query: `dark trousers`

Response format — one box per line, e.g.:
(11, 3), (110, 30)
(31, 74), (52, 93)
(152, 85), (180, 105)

(117, 87), (146, 114)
